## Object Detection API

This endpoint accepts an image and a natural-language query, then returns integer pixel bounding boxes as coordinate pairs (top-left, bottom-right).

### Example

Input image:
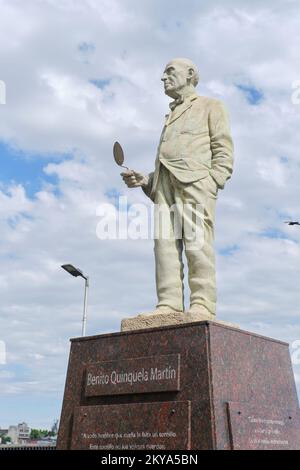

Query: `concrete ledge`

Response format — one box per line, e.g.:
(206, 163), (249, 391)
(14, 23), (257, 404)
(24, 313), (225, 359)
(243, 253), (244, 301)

(121, 311), (239, 331)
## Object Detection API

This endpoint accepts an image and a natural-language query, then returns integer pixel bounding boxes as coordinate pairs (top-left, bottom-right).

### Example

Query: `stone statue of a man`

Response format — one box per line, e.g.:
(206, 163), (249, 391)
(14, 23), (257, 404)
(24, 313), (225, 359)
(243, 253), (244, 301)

(122, 58), (233, 320)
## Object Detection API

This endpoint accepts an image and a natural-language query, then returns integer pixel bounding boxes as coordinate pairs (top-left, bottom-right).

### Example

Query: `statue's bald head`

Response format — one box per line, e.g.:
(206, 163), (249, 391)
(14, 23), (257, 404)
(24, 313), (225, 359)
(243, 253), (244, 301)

(166, 58), (199, 86)
(161, 58), (199, 98)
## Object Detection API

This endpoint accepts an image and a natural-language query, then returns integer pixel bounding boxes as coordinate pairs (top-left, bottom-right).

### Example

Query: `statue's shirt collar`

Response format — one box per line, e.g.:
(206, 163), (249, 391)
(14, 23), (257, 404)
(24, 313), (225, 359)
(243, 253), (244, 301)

(169, 92), (198, 111)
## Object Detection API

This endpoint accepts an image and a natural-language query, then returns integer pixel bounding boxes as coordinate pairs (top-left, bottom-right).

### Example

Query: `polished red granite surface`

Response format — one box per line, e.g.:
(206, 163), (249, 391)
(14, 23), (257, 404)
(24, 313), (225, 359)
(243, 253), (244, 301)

(57, 321), (300, 450)
(71, 401), (191, 450)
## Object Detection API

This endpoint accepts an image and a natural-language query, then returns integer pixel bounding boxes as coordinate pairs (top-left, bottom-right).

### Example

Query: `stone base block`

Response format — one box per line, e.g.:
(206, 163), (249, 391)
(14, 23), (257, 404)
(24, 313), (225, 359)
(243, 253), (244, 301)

(57, 321), (300, 450)
(121, 311), (239, 331)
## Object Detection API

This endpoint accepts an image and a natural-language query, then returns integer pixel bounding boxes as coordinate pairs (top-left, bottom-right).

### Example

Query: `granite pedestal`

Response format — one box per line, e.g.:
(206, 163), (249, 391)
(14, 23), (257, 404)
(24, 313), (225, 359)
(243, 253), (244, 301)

(57, 321), (300, 450)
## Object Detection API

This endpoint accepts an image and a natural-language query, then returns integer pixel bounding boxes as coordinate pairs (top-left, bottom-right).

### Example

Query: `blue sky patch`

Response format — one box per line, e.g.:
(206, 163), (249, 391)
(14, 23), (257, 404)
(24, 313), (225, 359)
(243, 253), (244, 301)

(218, 244), (240, 256)
(259, 228), (293, 240)
(78, 42), (95, 54)
(2, 363), (32, 381)
(236, 83), (264, 105)
(105, 188), (123, 207)
(0, 141), (71, 198)
(280, 156), (289, 165)
(90, 79), (111, 89)
(0, 393), (61, 429)
(104, 188), (136, 214)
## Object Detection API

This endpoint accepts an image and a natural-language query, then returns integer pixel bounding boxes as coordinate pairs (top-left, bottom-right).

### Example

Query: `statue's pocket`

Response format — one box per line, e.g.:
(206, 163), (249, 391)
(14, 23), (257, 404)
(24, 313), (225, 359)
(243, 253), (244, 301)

(180, 121), (208, 136)
(206, 174), (218, 198)
(183, 158), (209, 172)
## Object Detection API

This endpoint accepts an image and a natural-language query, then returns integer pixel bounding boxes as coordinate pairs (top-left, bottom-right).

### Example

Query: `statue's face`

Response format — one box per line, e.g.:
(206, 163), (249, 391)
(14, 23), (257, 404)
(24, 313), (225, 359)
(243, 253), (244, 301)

(161, 60), (189, 97)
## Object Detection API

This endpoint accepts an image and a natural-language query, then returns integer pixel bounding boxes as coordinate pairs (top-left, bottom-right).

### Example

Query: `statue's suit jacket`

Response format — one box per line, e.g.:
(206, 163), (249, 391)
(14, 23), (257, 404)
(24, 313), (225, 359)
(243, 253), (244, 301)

(144, 93), (234, 201)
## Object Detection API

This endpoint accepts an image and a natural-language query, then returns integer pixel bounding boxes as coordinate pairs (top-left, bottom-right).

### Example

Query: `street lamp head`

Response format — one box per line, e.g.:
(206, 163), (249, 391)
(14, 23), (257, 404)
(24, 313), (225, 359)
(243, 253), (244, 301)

(61, 264), (84, 278)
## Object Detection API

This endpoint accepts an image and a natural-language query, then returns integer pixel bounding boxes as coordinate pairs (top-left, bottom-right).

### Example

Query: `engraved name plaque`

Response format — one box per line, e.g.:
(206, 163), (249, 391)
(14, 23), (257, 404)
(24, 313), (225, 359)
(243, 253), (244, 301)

(84, 354), (180, 397)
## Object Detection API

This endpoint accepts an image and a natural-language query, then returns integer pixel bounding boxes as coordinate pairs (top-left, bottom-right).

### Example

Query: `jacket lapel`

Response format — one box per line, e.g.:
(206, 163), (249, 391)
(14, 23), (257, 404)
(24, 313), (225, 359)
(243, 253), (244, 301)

(167, 102), (192, 125)
(167, 94), (198, 125)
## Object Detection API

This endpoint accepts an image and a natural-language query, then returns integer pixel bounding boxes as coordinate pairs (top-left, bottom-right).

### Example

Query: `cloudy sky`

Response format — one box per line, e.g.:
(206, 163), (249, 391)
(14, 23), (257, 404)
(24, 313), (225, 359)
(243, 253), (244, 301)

(1, 0), (300, 430)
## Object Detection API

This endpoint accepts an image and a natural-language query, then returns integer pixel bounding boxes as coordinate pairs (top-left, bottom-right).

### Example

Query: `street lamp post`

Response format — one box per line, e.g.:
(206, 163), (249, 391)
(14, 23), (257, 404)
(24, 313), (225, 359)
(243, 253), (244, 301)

(82, 275), (89, 337)
(61, 264), (89, 337)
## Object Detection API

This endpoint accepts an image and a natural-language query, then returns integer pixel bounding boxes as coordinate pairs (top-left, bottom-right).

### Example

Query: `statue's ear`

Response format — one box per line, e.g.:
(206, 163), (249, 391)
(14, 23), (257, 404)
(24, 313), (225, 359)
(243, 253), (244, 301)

(187, 67), (195, 83)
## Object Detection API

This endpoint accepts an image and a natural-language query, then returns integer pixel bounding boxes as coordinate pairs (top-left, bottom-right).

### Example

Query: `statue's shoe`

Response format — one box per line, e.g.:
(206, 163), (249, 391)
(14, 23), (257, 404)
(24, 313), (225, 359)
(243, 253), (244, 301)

(138, 306), (182, 317)
(185, 304), (215, 320)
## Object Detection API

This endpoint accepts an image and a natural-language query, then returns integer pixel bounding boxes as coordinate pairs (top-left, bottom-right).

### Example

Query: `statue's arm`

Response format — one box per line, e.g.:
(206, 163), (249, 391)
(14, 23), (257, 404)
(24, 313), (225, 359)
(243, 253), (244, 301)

(208, 100), (234, 189)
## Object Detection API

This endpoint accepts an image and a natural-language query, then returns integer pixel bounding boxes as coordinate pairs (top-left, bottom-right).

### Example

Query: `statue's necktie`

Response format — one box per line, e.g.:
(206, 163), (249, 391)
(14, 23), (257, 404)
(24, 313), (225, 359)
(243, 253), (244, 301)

(169, 96), (184, 111)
